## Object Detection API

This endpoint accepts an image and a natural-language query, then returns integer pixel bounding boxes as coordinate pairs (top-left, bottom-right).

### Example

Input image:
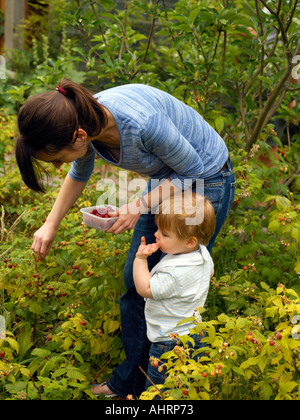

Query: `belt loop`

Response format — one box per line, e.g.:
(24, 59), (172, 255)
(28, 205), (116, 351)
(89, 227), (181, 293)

(226, 155), (231, 169)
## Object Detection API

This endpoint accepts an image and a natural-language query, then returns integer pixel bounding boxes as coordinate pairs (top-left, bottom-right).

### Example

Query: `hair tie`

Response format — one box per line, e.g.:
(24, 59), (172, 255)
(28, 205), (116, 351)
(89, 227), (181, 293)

(56, 85), (67, 96)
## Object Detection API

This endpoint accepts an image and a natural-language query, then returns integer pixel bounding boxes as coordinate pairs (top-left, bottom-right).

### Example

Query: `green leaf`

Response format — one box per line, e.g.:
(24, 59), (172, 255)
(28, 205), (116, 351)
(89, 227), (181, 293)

(279, 381), (298, 394)
(18, 324), (33, 360)
(215, 117), (225, 133)
(5, 337), (19, 354)
(291, 227), (300, 243)
(67, 368), (85, 381)
(31, 348), (51, 358)
(103, 319), (119, 334)
(52, 367), (67, 378)
(29, 301), (42, 315)
(257, 357), (268, 373)
(240, 356), (259, 370)
(275, 196), (291, 211)
(190, 7), (201, 24)
(177, 316), (195, 326)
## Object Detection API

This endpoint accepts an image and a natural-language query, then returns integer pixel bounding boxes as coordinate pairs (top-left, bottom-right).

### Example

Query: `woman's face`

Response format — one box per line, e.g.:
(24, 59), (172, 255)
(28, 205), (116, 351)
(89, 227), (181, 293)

(35, 130), (88, 169)
(36, 146), (86, 169)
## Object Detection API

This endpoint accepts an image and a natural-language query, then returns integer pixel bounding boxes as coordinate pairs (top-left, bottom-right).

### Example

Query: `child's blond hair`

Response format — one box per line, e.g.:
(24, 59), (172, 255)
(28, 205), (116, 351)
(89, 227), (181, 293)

(155, 192), (216, 246)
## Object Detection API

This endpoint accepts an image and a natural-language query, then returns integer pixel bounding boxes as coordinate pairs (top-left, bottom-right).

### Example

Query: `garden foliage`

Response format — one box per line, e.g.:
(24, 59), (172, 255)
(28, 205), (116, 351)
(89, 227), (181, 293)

(0, 0), (299, 400)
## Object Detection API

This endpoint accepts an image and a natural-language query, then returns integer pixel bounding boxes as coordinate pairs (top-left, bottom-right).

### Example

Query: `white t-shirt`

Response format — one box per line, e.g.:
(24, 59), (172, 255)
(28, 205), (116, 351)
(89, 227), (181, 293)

(145, 245), (214, 343)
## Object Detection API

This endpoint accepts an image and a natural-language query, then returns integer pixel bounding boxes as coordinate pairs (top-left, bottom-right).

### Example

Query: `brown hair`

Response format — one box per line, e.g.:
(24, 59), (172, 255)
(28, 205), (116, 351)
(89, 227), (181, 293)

(155, 192), (216, 246)
(15, 78), (107, 192)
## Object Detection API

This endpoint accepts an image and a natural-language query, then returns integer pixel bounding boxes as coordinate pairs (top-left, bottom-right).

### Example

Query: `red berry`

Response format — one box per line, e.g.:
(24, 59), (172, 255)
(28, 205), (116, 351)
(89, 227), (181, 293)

(269, 340), (275, 346)
(80, 320), (87, 326)
(201, 372), (207, 377)
(0, 351), (6, 359)
(182, 389), (189, 395)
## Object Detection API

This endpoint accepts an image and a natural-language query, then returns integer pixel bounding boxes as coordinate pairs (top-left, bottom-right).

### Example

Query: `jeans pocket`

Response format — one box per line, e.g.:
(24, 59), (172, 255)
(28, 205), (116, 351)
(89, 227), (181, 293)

(204, 181), (225, 220)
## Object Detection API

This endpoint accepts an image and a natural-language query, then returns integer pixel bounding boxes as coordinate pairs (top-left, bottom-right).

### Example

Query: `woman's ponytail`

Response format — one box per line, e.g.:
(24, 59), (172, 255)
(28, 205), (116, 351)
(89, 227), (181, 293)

(58, 78), (107, 137)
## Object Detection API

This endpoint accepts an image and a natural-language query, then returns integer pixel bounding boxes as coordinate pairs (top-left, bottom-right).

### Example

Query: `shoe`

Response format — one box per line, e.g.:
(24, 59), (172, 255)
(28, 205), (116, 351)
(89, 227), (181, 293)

(91, 382), (117, 398)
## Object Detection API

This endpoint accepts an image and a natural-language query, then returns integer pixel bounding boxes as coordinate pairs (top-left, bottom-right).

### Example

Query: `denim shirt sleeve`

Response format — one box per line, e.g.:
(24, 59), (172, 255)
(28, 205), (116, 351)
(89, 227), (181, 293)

(68, 146), (96, 182)
(141, 112), (204, 190)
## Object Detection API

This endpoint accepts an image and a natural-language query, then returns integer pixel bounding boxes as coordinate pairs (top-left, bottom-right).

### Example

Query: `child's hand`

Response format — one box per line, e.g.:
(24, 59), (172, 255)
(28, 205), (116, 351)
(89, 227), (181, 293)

(135, 236), (159, 259)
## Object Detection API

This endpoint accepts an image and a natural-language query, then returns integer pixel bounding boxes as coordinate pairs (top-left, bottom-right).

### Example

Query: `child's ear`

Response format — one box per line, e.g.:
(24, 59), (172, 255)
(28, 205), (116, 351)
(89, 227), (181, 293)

(186, 236), (198, 249)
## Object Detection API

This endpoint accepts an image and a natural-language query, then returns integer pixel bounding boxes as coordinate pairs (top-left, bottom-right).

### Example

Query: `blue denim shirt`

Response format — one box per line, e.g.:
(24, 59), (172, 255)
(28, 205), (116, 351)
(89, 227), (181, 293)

(68, 84), (228, 189)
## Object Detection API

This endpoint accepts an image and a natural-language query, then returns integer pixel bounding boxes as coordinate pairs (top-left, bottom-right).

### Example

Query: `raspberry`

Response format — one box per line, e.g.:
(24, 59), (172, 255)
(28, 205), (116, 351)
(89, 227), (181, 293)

(90, 208), (111, 218)
(90, 206), (115, 218)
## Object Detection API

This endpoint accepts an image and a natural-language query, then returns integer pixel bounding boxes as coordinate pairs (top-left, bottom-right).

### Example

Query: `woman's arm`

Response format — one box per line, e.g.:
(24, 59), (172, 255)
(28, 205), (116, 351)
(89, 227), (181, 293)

(32, 175), (88, 259)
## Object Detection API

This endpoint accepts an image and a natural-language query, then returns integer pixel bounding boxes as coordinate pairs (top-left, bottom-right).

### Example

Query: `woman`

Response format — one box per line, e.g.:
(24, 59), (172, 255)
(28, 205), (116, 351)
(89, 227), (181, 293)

(15, 78), (235, 398)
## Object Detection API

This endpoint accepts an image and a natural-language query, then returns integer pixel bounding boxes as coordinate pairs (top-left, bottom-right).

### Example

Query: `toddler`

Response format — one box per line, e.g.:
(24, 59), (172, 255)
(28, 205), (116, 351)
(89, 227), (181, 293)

(133, 192), (216, 389)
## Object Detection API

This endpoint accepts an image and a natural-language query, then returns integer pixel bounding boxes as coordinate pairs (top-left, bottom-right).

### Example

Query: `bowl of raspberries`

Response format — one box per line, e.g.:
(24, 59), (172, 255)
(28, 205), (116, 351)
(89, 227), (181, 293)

(80, 205), (118, 231)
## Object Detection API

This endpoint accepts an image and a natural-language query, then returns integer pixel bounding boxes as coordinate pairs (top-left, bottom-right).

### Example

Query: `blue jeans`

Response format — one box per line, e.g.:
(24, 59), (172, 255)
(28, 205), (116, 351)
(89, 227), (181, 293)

(145, 332), (207, 390)
(107, 160), (235, 397)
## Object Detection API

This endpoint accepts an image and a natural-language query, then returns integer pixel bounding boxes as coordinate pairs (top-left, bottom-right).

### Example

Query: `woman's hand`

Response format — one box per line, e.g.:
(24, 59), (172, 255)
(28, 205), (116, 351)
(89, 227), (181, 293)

(31, 220), (58, 259)
(106, 201), (144, 234)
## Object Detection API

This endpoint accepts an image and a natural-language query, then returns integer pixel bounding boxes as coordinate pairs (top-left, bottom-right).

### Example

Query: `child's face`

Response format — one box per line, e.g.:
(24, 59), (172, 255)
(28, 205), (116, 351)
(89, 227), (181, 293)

(154, 228), (197, 255)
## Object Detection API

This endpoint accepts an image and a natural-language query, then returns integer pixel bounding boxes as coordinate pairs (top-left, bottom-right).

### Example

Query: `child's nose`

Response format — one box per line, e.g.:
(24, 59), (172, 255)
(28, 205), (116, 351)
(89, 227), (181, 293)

(154, 231), (159, 239)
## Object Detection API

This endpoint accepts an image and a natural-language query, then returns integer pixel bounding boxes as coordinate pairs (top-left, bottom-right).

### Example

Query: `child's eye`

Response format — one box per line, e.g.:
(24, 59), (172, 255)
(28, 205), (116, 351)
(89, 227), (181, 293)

(162, 231), (168, 237)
